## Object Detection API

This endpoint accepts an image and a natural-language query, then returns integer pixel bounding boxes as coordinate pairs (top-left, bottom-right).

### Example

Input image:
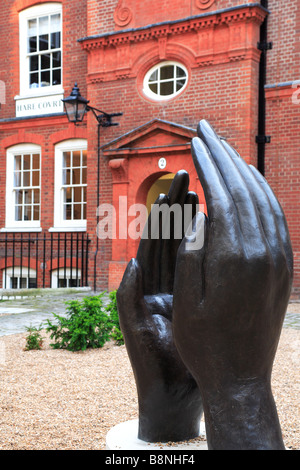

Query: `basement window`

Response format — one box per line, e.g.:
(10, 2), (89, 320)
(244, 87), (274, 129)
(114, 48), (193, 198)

(143, 62), (188, 101)
(3, 267), (37, 289)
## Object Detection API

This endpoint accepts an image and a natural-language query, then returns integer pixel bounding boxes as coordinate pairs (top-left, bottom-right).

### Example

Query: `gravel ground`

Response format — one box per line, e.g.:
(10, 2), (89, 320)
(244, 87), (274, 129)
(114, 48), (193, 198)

(0, 309), (299, 450)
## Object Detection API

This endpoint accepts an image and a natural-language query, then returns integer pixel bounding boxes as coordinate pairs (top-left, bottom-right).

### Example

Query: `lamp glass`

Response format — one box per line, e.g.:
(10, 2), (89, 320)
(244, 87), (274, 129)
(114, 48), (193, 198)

(63, 101), (77, 123)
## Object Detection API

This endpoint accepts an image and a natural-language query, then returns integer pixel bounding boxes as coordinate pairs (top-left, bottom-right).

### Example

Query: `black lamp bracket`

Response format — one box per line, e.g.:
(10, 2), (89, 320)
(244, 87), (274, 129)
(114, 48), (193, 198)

(87, 105), (123, 127)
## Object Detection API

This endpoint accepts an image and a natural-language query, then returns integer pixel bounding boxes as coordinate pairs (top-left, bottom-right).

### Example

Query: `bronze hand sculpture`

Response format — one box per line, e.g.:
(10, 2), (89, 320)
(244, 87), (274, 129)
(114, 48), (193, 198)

(173, 120), (293, 450)
(117, 171), (203, 443)
(117, 120), (293, 449)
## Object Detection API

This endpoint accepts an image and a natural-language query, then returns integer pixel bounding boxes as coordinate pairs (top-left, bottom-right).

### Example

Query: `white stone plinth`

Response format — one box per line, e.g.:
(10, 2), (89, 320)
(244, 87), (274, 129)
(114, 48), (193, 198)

(106, 419), (208, 450)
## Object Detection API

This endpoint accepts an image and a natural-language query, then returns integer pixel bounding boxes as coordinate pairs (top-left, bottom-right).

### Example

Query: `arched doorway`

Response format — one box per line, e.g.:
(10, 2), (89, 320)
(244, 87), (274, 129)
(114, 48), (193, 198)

(146, 173), (175, 214)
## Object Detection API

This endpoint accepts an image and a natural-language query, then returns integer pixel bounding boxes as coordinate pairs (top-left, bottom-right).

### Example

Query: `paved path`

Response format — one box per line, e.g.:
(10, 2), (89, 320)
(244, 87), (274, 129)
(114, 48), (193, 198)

(0, 289), (299, 337)
(0, 289), (96, 337)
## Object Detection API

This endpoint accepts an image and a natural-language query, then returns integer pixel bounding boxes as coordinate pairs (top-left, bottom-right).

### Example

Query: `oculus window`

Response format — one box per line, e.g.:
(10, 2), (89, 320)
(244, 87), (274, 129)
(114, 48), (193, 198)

(143, 62), (188, 101)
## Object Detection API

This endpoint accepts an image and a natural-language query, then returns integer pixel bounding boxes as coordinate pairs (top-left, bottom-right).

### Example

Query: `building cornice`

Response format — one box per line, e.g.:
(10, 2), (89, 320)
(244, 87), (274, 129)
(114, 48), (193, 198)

(79, 3), (268, 50)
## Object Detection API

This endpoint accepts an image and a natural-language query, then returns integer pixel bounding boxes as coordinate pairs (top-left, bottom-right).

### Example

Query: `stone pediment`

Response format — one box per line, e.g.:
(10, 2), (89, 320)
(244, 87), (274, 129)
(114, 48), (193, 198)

(102, 119), (196, 159)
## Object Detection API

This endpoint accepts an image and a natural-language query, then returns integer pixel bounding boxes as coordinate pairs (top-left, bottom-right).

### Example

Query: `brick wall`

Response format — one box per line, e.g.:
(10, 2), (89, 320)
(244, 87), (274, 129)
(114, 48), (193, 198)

(1, 0), (299, 296)
(86, 0), (260, 36)
(84, 3), (265, 290)
(267, 0), (299, 84)
(0, 0), (88, 229)
(264, 0), (300, 297)
(0, 0), (88, 119)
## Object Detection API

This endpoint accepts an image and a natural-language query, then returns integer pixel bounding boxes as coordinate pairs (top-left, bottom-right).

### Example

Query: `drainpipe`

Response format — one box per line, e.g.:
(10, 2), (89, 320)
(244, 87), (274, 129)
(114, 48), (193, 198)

(256, 0), (272, 175)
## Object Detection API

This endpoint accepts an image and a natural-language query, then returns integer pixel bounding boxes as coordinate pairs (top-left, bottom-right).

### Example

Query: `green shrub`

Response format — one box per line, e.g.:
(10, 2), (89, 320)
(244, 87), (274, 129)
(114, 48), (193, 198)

(46, 293), (113, 352)
(25, 325), (44, 351)
(106, 290), (124, 346)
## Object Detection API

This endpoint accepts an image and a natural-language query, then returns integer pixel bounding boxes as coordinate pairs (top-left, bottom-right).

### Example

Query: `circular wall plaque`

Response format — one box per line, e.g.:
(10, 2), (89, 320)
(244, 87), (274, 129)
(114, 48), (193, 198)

(158, 157), (167, 169)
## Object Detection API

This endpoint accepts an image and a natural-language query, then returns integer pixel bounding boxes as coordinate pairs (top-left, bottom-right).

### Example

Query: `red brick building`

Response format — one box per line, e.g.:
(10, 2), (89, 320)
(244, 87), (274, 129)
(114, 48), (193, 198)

(0, 0), (299, 297)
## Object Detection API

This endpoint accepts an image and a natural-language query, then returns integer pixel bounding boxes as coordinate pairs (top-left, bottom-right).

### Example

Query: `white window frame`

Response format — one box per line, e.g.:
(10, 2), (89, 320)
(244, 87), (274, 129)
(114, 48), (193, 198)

(2, 267), (37, 289)
(51, 139), (87, 232)
(3, 144), (42, 232)
(18, 2), (63, 99)
(143, 61), (188, 101)
(51, 268), (81, 289)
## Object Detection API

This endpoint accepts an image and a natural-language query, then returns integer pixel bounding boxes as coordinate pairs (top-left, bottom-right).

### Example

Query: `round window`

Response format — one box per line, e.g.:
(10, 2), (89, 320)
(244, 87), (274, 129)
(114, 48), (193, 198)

(143, 62), (188, 101)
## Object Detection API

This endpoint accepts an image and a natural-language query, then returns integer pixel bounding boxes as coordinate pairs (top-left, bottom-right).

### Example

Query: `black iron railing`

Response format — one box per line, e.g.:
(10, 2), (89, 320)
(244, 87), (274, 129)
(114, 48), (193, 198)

(0, 232), (90, 289)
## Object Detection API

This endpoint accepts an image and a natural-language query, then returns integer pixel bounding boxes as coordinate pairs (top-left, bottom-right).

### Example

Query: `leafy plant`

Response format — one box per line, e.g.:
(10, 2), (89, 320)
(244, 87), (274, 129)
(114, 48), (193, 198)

(106, 290), (124, 346)
(25, 324), (44, 351)
(46, 293), (113, 352)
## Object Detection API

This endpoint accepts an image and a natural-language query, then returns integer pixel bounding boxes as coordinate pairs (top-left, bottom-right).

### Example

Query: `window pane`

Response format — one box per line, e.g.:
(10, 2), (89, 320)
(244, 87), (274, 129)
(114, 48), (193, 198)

(58, 279), (67, 288)
(33, 205), (40, 221)
(24, 205), (31, 221)
(64, 204), (72, 220)
(15, 206), (22, 221)
(176, 66), (186, 78)
(149, 83), (158, 94)
(70, 279), (80, 288)
(73, 151), (81, 167)
(83, 187), (87, 203)
(160, 81), (174, 96)
(14, 172), (21, 187)
(28, 36), (37, 53)
(74, 187), (82, 203)
(41, 54), (51, 70)
(33, 189), (40, 204)
(52, 69), (61, 86)
(24, 190), (32, 204)
(63, 152), (71, 168)
(51, 32), (61, 49)
(23, 172), (30, 187)
(10, 278), (18, 289)
(160, 65), (174, 80)
(28, 18), (37, 36)
(50, 14), (61, 33)
(29, 278), (37, 289)
(72, 168), (80, 185)
(63, 169), (70, 185)
(64, 187), (72, 203)
(52, 51), (61, 68)
(82, 151), (87, 167)
(82, 167), (87, 185)
(149, 70), (158, 82)
(32, 171), (40, 187)
(176, 80), (186, 92)
(39, 16), (49, 35)
(30, 56), (39, 72)
(39, 34), (49, 51)
(15, 155), (21, 171)
(41, 70), (50, 86)
(30, 73), (39, 88)
(83, 204), (87, 220)
(15, 190), (23, 205)
(73, 204), (82, 220)
(20, 278), (27, 289)
(23, 154), (31, 170)
(32, 154), (40, 170)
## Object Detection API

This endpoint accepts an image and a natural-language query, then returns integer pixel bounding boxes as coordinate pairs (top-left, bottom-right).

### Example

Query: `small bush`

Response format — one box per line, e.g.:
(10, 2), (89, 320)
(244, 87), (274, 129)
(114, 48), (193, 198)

(106, 290), (124, 346)
(25, 325), (44, 351)
(46, 293), (113, 352)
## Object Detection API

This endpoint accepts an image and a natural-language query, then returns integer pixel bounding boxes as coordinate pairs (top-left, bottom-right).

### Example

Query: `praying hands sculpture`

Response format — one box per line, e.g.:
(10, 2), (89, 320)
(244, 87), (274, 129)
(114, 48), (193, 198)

(117, 170), (204, 443)
(117, 120), (293, 450)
